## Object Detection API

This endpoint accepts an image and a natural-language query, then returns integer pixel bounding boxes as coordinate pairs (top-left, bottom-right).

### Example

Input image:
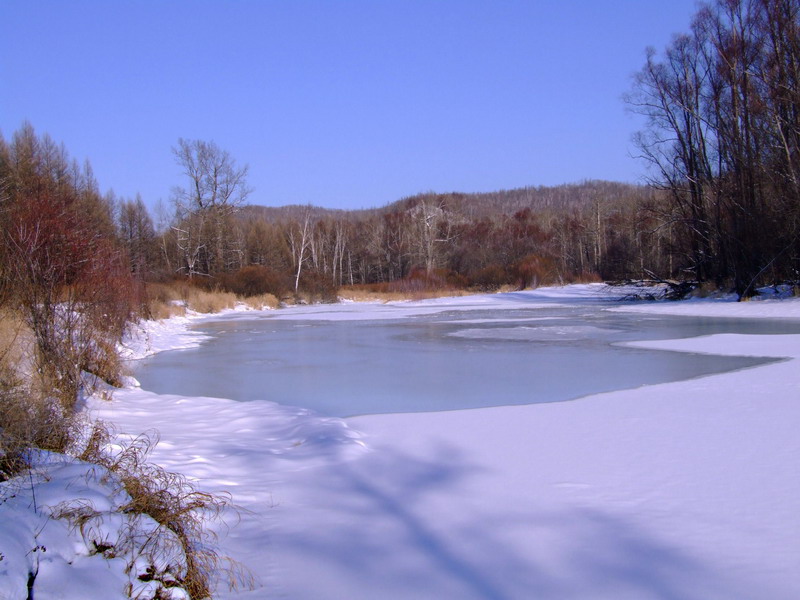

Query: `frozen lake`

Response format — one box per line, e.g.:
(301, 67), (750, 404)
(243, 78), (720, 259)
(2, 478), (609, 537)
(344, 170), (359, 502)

(133, 291), (797, 417)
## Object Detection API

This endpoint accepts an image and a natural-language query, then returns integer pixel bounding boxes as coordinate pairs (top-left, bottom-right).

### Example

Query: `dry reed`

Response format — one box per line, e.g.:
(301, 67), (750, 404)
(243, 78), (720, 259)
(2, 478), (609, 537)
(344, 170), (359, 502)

(241, 293), (280, 310)
(70, 423), (254, 599)
(338, 285), (473, 303)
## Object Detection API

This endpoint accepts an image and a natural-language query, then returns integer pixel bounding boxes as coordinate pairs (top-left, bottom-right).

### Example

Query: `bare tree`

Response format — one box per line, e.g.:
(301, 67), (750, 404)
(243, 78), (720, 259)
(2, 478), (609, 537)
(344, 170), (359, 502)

(287, 208), (313, 294)
(171, 138), (251, 277)
(408, 196), (456, 274)
(118, 194), (157, 278)
(1, 124), (136, 411)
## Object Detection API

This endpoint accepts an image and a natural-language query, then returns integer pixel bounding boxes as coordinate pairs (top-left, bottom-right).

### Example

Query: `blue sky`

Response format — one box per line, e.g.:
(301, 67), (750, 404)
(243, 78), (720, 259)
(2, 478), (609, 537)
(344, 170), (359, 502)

(1, 1), (699, 211)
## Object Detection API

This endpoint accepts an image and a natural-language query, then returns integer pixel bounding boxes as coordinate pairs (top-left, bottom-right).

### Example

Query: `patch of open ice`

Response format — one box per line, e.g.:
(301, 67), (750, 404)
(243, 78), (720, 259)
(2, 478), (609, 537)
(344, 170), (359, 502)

(449, 324), (620, 342)
(439, 316), (565, 325)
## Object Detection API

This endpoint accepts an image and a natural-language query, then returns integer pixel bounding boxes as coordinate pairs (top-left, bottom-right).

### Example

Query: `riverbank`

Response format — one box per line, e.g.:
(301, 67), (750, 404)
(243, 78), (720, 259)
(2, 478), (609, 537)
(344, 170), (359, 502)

(95, 284), (800, 598)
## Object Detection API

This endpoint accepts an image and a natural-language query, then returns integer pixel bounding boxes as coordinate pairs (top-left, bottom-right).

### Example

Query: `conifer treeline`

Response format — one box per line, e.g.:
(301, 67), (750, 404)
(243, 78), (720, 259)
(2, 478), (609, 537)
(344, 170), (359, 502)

(0, 123), (139, 425)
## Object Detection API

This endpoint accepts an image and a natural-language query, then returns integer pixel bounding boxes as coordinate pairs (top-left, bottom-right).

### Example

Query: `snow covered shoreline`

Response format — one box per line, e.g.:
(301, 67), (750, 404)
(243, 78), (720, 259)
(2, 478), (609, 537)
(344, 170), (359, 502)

(5, 285), (799, 598)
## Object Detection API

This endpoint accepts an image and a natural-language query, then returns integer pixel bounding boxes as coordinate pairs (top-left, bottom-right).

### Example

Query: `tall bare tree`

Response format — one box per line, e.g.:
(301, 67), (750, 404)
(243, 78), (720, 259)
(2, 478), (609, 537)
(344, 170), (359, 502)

(171, 138), (251, 277)
(286, 208), (312, 293)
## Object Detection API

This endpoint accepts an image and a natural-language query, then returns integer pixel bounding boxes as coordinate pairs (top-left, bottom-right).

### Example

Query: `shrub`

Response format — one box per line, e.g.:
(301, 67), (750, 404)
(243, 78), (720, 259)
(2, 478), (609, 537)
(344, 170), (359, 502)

(3, 180), (137, 408)
(221, 265), (291, 299)
(297, 269), (339, 304)
(241, 293), (280, 310)
(468, 264), (510, 291)
(510, 254), (559, 289)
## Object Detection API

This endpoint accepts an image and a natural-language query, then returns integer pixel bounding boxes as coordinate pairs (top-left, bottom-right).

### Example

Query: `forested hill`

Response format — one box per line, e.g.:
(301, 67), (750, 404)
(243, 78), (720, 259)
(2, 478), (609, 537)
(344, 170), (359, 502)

(226, 179), (666, 296)
(382, 180), (646, 219)
(239, 204), (364, 224)
(241, 179), (646, 222)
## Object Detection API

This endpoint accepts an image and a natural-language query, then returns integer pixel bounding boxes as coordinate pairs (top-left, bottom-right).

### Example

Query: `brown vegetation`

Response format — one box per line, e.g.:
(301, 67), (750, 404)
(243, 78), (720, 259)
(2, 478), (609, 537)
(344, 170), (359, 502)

(0, 124), (136, 472)
(65, 424), (253, 599)
(0, 311), (83, 474)
(339, 269), (471, 302)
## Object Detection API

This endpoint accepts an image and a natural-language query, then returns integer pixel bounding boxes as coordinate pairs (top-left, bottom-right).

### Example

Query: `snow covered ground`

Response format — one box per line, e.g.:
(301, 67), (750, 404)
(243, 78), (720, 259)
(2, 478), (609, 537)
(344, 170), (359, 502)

(3, 285), (799, 598)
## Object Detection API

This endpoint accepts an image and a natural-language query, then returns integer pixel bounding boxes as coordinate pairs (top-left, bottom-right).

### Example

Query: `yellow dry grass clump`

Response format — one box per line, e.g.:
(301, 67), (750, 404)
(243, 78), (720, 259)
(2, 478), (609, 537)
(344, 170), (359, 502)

(144, 282), (188, 319)
(0, 310), (86, 474)
(69, 424), (254, 598)
(145, 282), (242, 317)
(0, 309), (33, 381)
(241, 293), (280, 310)
(185, 289), (238, 314)
(338, 285), (473, 303)
(145, 281), (280, 318)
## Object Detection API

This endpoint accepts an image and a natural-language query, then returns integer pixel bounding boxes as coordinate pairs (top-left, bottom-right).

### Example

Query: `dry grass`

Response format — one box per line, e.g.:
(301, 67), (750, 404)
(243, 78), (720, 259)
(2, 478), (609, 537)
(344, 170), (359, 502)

(241, 293), (280, 310)
(0, 302), (251, 596)
(185, 289), (238, 314)
(145, 282), (239, 317)
(0, 309), (33, 382)
(147, 281), (281, 317)
(143, 283), (187, 320)
(338, 285), (474, 303)
(687, 281), (719, 299)
(570, 271), (603, 284)
(71, 423), (254, 599)
(0, 388), (82, 477)
(147, 299), (187, 320)
(0, 310), (81, 477)
(145, 282), (186, 305)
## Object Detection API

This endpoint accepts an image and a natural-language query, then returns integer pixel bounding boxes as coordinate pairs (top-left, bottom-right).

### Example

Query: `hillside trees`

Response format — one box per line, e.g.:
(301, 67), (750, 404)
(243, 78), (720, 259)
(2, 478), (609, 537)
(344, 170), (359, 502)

(1, 131), (683, 310)
(220, 183), (671, 294)
(287, 208), (312, 294)
(407, 195), (458, 275)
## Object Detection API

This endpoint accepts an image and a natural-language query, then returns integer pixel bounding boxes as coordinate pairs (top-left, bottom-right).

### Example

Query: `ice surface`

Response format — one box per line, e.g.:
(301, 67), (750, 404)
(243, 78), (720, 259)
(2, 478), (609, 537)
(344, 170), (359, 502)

(133, 291), (792, 417)
(448, 324), (620, 341)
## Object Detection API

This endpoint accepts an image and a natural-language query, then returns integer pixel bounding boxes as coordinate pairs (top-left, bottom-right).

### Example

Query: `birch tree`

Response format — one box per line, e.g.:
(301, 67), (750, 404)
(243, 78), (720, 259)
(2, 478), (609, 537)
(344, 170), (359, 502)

(287, 208), (312, 293)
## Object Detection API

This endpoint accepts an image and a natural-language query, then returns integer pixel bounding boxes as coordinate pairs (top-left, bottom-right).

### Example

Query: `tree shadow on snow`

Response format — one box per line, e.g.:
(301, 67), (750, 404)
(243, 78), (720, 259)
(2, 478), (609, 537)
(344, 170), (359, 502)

(273, 443), (763, 600)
